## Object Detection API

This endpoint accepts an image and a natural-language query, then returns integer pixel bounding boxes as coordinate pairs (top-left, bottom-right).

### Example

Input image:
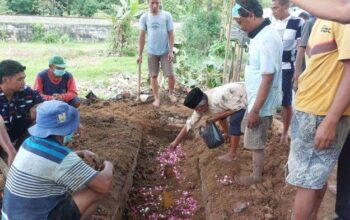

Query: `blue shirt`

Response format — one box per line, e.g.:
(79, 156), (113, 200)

(1, 137), (98, 220)
(139, 11), (174, 56)
(245, 25), (283, 116)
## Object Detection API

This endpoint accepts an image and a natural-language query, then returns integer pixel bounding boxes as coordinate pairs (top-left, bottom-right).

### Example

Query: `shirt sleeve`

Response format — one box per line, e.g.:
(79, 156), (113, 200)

(296, 19), (304, 40)
(33, 76), (52, 101)
(60, 77), (78, 102)
(139, 13), (147, 31)
(260, 37), (281, 75)
(299, 21), (313, 48)
(26, 86), (44, 105)
(185, 111), (202, 132)
(55, 152), (98, 192)
(166, 12), (174, 32)
(335, 23), (350, 61)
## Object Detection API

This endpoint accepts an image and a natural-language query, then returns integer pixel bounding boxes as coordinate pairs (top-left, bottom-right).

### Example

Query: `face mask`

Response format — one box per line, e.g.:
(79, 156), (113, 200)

(64, 133), (74, 145)
(54, 69), (66, 77)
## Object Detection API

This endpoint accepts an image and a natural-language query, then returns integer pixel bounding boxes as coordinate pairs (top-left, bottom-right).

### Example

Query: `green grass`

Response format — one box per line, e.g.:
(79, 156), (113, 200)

(0, 42), (148, 87)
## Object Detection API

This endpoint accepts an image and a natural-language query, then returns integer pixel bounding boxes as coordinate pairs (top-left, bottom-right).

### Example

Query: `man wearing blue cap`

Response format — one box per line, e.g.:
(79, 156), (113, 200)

(0, 59), (44, 166)
(1, 100), (114, 220)
(34, 55), (80, 108)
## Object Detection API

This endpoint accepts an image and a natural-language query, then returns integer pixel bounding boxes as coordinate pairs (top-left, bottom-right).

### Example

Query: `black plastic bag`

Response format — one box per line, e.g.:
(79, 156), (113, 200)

(200, 122), (224, 149)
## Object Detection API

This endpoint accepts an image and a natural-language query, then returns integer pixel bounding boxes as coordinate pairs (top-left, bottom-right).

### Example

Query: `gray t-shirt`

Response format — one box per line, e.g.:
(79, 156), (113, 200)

(299, 17), (316, 71)
(139, 11), (174, 56)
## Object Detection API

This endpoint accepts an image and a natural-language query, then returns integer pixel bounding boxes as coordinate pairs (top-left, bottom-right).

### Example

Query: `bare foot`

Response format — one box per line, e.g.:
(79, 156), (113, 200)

(218, 153), (237, 162)
(152, 99), (160, 107)
(328, 184), (337, 195)
(235, 175), (262, 186)
(280, 134), (289, 144)
(168, 93), (177, 103)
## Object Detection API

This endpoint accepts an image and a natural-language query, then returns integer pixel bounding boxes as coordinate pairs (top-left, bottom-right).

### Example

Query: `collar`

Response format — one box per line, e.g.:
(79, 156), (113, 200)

(248, 18), (271, 39)
(276, 14), (291, 22)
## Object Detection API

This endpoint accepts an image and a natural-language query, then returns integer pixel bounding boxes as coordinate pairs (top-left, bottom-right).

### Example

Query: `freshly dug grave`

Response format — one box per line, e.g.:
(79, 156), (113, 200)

(0, 97), (337, 219)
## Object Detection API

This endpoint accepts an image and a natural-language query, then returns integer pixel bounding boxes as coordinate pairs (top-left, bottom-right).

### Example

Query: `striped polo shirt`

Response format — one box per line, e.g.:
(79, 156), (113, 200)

(1, 136), (98, 220)
(271, 15), (304, 69)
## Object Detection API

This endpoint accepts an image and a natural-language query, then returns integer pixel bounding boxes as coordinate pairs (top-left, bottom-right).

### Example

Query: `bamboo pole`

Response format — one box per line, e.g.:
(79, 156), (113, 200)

(223, 0), (235, 84)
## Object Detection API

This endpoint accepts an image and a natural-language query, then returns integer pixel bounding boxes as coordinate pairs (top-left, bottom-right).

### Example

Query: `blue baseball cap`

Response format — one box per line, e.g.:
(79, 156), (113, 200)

(28, 100), (80, 138)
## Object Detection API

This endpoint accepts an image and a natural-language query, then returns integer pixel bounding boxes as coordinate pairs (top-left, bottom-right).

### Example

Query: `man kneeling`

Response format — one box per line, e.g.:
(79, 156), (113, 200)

(1, 100), (114, 220)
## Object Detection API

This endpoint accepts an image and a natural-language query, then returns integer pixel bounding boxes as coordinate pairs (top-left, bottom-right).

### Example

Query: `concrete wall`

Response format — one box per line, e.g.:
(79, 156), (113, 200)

(0, 15), (111, 42)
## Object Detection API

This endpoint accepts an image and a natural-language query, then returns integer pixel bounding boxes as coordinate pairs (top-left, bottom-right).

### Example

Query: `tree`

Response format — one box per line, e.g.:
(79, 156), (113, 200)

(70, 0), (98, 17)
(7, 0), (34, 14)
(111, 0), (140, 55)
(32, 0), (53, 15)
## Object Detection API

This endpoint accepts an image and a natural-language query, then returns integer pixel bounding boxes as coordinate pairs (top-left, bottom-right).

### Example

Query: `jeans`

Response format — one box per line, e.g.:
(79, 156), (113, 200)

(335, 132), (350, 220)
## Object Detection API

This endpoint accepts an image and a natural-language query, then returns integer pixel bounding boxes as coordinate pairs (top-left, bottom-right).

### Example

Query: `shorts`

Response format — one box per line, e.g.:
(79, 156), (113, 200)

(286, 110), (350, 189)
(148, 53), (174, 77)
(282, 68), (294, 107)
(244, 116), (272, 150)
(228, 109), (246, 136)
(48, 194), (81, 220)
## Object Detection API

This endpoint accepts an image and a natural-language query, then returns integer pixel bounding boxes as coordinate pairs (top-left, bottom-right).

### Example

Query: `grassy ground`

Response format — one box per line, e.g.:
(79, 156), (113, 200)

(0, 42), (148, 87)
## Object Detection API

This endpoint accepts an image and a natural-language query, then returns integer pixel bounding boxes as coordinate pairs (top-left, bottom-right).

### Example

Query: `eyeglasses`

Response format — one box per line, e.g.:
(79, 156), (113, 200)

(232, 3), (251, 18)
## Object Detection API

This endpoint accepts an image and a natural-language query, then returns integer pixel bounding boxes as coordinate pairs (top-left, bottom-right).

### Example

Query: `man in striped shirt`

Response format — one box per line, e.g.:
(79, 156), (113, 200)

(271, 0), (304, 144)
(1, 100), (114, 220)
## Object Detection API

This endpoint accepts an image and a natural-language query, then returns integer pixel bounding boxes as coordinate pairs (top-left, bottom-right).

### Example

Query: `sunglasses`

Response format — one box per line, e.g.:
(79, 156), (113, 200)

(232, 3), (251, 18)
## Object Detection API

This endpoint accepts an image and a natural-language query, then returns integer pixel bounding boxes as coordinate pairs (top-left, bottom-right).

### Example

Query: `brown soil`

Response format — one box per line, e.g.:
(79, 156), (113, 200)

(0, 95), (337, 219)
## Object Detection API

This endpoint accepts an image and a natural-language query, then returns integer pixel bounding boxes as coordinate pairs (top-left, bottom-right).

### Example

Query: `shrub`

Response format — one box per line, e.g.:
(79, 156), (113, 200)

(183, 9), (221, 56)
(32, 23), (45, 41)
(43, 31), (60, 44)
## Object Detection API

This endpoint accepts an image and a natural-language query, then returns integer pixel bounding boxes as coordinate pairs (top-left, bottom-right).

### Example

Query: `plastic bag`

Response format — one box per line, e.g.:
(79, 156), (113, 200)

(200, 122), (224, 149)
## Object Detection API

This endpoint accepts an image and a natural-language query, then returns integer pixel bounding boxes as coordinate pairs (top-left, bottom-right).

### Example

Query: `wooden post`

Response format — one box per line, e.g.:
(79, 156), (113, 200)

(223, 0), (235, 84)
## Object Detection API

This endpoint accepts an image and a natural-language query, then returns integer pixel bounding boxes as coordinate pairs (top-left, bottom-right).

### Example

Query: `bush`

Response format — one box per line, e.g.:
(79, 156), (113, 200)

(32, 23), (45, 41)
(43, 31), (60, 44)
(59, 34), (70, 44)
(183, 9), (221, 56)
(209, 40), (226, 58)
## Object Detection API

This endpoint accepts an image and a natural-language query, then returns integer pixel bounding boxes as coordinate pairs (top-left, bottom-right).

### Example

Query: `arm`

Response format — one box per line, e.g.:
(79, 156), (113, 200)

(169, 111), (201, 149)
(211, 110), (236, 122)
(293, 46), (306, 90)
(315, 60), (350, 149)
(137, 30), (146, 64)
(59, 77), (78, 102)
(291, 0), (350, 24)
(167, 31), (174, 62)
(33, 76), (53, 100)
(169, 126), (189, 149)
(247, 74), (274, 128)
(0, 116), (16, 166)
(87, 160), (114, 194)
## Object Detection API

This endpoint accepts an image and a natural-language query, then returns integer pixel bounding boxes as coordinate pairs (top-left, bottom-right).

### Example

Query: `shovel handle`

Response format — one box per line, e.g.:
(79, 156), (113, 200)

(137, 63), (141, 101)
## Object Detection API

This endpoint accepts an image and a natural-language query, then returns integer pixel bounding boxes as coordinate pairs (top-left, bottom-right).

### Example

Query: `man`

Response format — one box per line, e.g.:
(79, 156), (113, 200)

(285, 18), (350, 219)
(293, 15), (316, 90)
(291, 0), (350, 24)
(271, 0), (303, 144)
(34, 55), (80, 108)
(1, 100), (114, 220)
(232, 0), (283, 185)
(168, 83), (247, 162)
(137, 0), (176, 107)
(298, 12), (310, 22)
(0, 60), (44, 166)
